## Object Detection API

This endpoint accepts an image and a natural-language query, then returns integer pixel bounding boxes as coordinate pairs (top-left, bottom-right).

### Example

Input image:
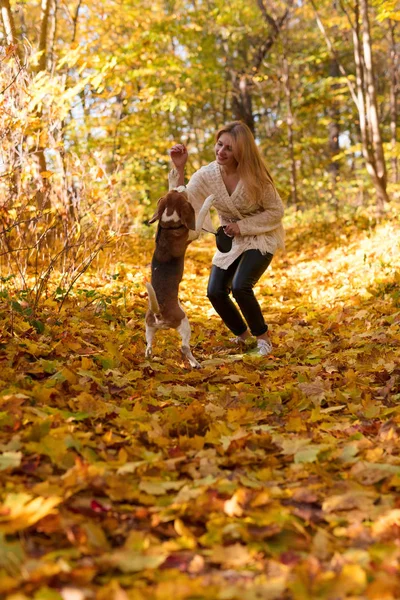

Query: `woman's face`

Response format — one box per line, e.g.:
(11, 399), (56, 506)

(215, 133), (238, 170)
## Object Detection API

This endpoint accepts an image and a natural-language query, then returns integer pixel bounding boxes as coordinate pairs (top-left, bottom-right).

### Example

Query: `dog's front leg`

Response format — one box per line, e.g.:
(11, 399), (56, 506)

(168, 168), (180, 191)
(177, 316), (200, 369)
(187, 194), (215, 242)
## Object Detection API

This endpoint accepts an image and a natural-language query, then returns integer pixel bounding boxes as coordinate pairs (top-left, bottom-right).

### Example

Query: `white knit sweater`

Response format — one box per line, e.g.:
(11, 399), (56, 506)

(169, 161), (285, 270)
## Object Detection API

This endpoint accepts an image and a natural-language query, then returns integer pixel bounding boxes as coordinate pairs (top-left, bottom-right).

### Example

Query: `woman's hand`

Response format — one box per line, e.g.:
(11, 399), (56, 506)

(170, 144), (188, 169)
(224, 223), (240, 237)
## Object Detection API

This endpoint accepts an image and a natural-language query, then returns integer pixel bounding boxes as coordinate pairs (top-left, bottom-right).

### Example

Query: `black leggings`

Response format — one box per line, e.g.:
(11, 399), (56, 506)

(207, 249), (273, 337)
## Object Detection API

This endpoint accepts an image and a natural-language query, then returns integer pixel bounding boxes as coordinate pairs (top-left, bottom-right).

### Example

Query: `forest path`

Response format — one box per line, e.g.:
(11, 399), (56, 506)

(0, 205), (399, 599)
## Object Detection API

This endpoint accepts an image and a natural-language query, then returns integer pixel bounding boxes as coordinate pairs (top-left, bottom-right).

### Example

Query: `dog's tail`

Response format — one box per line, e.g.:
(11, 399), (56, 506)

(145, 282), (160, 314)
(187, 193), (215, 242)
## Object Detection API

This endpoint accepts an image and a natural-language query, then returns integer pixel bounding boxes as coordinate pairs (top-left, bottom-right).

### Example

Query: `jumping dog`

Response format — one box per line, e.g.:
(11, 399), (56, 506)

(145, 187), (214, 368)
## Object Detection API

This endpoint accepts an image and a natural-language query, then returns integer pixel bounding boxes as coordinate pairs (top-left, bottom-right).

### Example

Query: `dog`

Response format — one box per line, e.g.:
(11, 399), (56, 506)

(145, 187), (214, 368)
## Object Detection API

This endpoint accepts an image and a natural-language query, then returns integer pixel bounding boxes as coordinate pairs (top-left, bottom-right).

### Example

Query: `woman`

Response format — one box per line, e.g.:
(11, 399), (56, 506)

(169, 121), (284, 356)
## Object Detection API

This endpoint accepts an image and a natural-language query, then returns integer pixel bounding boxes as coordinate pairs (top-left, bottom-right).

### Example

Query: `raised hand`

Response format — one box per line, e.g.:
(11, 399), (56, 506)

(170, 144), (188, 169)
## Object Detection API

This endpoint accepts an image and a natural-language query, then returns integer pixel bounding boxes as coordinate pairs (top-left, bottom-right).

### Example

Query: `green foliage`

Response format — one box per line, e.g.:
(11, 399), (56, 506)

(2, 0), (399, 218)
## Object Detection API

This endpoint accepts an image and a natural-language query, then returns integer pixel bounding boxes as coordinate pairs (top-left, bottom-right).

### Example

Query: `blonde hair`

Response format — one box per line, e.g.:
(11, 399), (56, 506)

(216, 121), (275, 203)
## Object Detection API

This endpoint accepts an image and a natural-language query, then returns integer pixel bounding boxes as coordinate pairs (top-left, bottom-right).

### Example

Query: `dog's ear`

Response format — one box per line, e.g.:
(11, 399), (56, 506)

(180, 202), (196, 231)
(148, 196), (167, 224)
(147, 211), (158, 224)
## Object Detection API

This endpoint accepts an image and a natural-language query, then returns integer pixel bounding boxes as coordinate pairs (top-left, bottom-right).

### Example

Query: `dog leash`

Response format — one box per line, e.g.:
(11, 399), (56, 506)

(201, 227), (216, 236)
(202, 226), (233, 238)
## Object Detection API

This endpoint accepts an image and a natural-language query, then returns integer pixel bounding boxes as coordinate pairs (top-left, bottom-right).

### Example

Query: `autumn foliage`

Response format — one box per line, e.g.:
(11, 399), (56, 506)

(1, 0), (400, 598)
(0, 200), (399, 599)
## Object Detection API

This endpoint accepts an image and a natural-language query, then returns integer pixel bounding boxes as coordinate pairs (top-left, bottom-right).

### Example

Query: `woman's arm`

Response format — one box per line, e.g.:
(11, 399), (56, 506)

(170, 144), (187, 186)
(168, 146), (213, 230)
(237, 184), (284, 236)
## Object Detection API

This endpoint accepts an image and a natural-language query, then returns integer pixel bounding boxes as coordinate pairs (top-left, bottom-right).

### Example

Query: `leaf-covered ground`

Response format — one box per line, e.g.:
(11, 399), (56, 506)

(0, 204), (400, 600)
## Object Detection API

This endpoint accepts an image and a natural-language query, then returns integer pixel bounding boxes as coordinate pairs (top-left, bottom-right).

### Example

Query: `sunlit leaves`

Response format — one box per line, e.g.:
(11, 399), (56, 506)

(0, 200), (399, 598)
(0, 494), (62, 534)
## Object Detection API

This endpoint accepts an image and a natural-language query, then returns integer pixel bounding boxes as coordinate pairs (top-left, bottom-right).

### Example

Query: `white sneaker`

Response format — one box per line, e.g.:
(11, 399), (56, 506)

(257, 337), (273, 356)
(229, 336), (247, 345)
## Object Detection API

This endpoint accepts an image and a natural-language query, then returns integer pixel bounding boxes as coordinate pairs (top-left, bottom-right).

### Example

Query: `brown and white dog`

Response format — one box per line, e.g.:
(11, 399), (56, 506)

(145, 187), (214, 368)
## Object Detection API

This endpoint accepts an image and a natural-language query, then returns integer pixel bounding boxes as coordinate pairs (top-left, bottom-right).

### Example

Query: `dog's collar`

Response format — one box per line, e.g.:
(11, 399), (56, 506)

(156, 223), (185, 244)
(158, 224), (185, 230)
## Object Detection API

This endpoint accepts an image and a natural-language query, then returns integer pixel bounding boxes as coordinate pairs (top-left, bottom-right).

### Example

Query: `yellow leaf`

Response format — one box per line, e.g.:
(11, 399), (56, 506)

(99, 550), (166, 573)
(96, 581), (131, 600)
(371, 509), (400, 540)
(367, 573), (399, 599)
(286, 416), (306, 432)
(224, 488), (249, 517)
(188, 554), (205, 574)
(139, 480), (184, 496)
(81, 356), (93, 370)
(0, 494), (62, 534)
(61, 367), (78, 384)
(211, 543), (253, 567)
(32, 384), (56, 403)
(336, 564), (367, 595)
(0, 452), (22, 471)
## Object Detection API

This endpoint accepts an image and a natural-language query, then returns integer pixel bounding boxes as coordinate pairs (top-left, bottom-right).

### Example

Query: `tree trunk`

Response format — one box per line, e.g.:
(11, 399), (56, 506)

(312, 0), (390, 210)
(328, 58), (340, 182)
(35, 0), (57, 209)
(37, 0), (52, 73)
(1, 0), (24, 199)
(388, 19), (398, 183)
(282, 49), (298, 208)
(71, 0), (83, 43)
(0, 0), (23, 65)
(227, 1), (293, 135)
(56, 0), (84, 218)
(352, 0), (389, 210)
(360, 0), (388, 210)
(231, 73), (255, 133)
(47, 0), (58, 72)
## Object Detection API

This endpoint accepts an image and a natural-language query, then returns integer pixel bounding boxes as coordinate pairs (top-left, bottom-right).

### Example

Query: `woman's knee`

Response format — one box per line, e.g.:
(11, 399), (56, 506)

(207, 283), (229, 304)
(232, 281), (253, 301)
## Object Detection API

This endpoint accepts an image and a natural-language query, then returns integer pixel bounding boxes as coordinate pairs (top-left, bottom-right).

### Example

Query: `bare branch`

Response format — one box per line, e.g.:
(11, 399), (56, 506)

(339, 0), (356, 31)
(256, 0), (280, 34)
(0, 61), (25, 95)
(253, 1), (294, 72)
(309, 0), (359, 109)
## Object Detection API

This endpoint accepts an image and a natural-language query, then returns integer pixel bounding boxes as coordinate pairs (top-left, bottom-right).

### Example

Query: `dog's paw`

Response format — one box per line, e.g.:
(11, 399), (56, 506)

(187, 356), (201, 369)
(181, 347), (201, 369)
(187, 359), (201, 369)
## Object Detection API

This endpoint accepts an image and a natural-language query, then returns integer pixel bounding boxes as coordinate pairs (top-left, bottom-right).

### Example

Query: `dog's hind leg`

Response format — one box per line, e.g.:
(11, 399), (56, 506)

(145, 323), (156, 359)
(177, 316), (200, 369)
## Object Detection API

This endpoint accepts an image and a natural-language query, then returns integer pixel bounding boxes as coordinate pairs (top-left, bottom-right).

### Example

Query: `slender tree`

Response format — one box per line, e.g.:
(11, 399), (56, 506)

(359, 0), (388, 205)
(282, 32), (298, 207)
(225, 0), (294, 133)
(328, 1), (342, 183)
(0, 0), (25, 199)
(36, 0), (55, 73)
(388, 19), (398, 183)
(311, 0), (390, 210)
(349, 0), (388, 209)
(34, 0), (58, 209)
(0, 0), (23, 65)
